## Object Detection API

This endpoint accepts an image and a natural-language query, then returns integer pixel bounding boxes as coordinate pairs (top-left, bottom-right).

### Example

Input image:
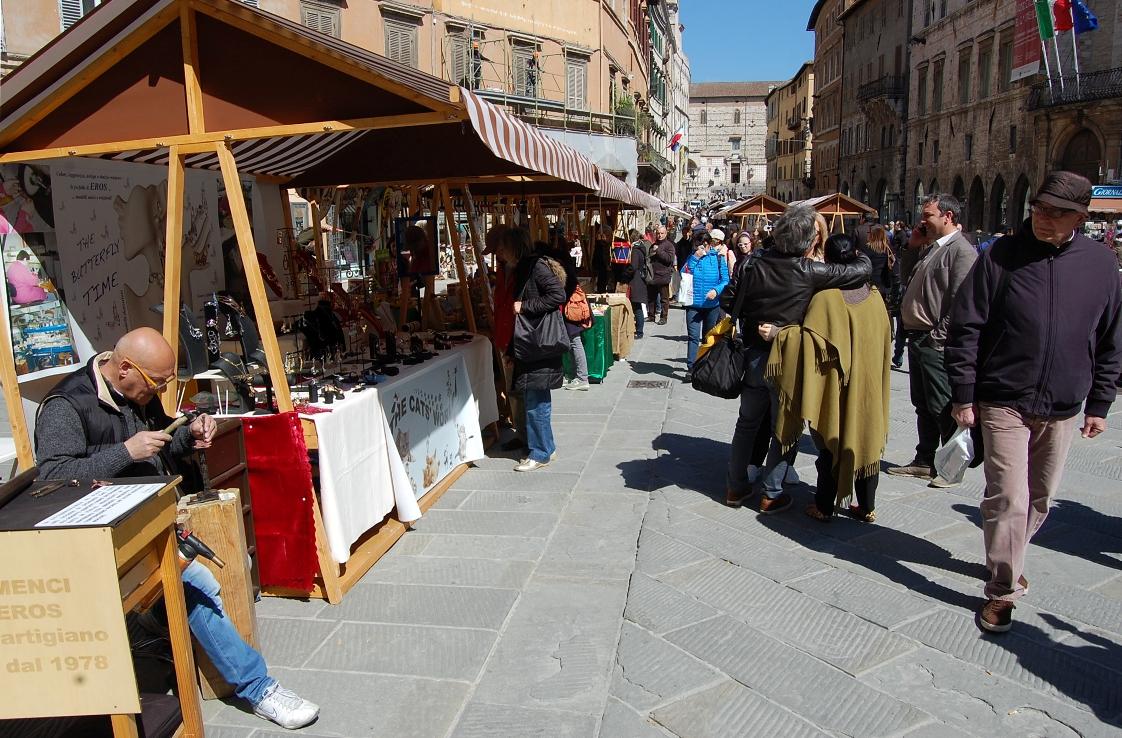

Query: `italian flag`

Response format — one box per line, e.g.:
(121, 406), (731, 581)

(1035, 0), (1074, 40)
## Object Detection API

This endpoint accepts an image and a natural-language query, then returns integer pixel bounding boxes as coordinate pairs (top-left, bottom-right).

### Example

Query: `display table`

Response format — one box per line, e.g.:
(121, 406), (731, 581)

(0, 476), (203, 737)
(586, 293), (634, 359)
(564, 308), (615, 381)
(260, 335), (498, 603)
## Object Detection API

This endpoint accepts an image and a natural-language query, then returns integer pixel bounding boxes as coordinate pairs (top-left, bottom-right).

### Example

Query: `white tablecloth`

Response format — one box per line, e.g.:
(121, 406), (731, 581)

(304, 336), (497, 564)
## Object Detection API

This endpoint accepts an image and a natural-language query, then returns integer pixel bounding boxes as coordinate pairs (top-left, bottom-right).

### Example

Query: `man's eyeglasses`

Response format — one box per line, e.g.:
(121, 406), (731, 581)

(1031, 203), (1076, 221)
(123, 356), (172, 392)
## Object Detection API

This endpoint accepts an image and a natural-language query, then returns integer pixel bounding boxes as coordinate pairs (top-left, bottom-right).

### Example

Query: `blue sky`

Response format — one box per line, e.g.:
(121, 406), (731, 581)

(681, 0), (818, 83)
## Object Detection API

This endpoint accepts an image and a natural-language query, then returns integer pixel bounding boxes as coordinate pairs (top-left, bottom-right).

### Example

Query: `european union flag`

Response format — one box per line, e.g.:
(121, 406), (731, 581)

(1072, 0), (1099, 34)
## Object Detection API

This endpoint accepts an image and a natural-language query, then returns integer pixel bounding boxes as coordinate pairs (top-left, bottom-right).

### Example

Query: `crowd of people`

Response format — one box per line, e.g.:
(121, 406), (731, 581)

(488, 169), (1120, 636)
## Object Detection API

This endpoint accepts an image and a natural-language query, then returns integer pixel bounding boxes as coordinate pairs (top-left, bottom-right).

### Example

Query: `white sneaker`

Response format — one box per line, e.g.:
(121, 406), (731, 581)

(565, 380), (591, 391)
(253, 682), (319, 729)
(514, 457), (551, 472)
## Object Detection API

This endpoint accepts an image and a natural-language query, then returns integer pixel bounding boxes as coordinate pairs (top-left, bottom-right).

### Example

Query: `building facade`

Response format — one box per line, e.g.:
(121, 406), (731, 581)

(666, 2), (692, 207)
(837, 0), (911, 222)
(686, 82), (776, 204)
(765, 62), (815, 204)
(807, 0), (854, 196)
(1, 0), (669, 191)
(638, 0), (676, 201)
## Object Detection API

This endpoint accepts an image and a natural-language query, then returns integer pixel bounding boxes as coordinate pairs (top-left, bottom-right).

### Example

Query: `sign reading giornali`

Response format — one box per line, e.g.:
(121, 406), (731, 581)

(1092, 185), (1122, 199)
(0, 527), (138, 719)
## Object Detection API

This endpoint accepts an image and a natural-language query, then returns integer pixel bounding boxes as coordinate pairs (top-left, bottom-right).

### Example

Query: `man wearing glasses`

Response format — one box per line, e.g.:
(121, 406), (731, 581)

(946, 172), (1121, 634)
(34, 327), (319, 729)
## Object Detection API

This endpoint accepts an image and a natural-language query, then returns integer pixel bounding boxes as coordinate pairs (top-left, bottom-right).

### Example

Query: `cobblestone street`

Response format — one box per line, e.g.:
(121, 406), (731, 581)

(205, 313), (1122, 737)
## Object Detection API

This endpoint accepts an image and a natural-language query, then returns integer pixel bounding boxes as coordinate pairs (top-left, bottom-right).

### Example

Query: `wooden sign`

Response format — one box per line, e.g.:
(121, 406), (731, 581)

(0, 527), (139, 718)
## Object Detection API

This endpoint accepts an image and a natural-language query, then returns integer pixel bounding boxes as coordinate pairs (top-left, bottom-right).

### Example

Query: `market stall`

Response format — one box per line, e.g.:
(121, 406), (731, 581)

(721, 193), (788, 231)
(789, 192), (877, 232)
(0, 0), (651, 604)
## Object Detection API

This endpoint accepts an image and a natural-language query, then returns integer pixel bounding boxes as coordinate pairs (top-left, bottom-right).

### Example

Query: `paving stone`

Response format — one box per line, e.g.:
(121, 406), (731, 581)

(1091, 574), (1122, 601)
(256, 617), (338, 669)
(896, 609), (1122, 717)
(659, 559), (916, 675)
(316, 582), (517, 629)
(664, 616), (929, 736)
(599, 697), (677, 738)
(788, 567), (942, 629)
(412, 510), (559, 537)
(559, 492), (647, 531)
(623, 572), (719, 635)
(431, 488), (473, 510)
(197, 727), (256, 738)
(450, 469), (581, 493)
(207, 667), (468, 736)
(254, 594), (327, 620)
(862, 644), (1116, 738)
(471, 576), (627, 715)
(665, 515), (832, 583)
(683, 500), (807, 550)
(634, 528), (711, 576)
(458, 490), (568, 513)
(305, 622), (496, 680)
(536, 522), (642, 580)
(609, 622), (722, 711)
(381, 531), (433, 557)
(651, 680), (830, 738)
(418, 534), (548, 561)
(362, 555), (534, 589)
(451, 701), (597, 738)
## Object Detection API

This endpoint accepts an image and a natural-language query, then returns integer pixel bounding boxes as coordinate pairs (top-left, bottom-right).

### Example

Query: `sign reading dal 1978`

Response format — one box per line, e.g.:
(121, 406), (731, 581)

(0, 527), (138, 719)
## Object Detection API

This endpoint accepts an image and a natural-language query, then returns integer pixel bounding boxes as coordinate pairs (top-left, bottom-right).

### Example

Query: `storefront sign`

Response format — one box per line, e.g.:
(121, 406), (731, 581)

(0, 527), (138, 718)
(381, 354), (485, 499)
(1011, 0), (1042, 82)
(1092, 185), (1122, 199)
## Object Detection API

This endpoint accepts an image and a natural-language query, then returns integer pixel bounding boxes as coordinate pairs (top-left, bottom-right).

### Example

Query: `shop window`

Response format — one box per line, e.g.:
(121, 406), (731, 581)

(301, 1), (340, 38)
(566, 55), (588, 109)
(384, 17), (418, 67)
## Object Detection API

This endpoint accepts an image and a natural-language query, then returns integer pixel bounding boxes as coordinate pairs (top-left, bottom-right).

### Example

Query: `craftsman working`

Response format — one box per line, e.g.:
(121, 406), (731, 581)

(34, 327), (319, 730)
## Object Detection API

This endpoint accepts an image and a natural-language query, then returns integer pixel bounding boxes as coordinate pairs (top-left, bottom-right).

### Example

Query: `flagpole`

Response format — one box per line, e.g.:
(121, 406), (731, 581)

(1070, 30), (1081, 97)
(1052, 36), (1065, 92)
(1040, 39), (1055, 102)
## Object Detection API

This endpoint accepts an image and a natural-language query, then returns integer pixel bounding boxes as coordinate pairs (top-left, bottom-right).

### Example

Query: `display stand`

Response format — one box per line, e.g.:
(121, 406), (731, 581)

(0, 476), (203, 737)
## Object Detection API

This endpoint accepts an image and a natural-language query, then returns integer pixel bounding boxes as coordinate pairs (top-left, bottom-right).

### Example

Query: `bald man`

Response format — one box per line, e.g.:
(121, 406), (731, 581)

(35, 328), (319, 730)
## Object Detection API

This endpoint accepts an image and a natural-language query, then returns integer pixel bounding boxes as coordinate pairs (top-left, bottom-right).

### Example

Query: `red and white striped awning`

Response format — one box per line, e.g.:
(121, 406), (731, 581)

(594, 168), (664, 211)
(461, 88), (599, 192)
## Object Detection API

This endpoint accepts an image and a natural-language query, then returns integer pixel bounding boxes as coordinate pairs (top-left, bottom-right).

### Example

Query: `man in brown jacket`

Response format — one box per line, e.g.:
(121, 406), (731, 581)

(888, 194), (977, 486)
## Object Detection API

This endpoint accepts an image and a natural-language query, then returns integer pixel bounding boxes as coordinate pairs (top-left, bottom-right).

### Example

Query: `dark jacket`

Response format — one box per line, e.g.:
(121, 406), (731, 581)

(628, 242), (649, 304)
(858, 245), (897, 302)
(511, 254), (567, 392)
(647, 238), (676, 286)
(721, 249), (872, 348)
(34, 354), (194, 480)
(946, 221), (1122, 419)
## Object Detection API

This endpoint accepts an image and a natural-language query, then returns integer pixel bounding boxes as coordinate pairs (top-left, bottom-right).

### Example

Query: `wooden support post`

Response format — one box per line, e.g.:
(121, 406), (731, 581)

(160, 527), (204, 737)
(161, 147), (186, 416)
(278, 187), (299, 297)
(438, 184), (477, 333)
(215, 143), (293, 412)
(180, 5), (205, 135)
(0, 296), (33, 471)
(461, 185), (494, 319)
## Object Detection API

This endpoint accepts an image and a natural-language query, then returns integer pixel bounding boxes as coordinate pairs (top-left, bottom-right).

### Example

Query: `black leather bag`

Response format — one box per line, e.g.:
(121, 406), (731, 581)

(512, 309), (569, 361)
(691, 255), (754, 399)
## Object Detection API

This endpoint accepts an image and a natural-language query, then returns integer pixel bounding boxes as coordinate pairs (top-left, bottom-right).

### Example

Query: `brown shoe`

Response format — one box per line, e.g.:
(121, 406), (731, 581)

(725, 486), (756, 508)
(1018, 574), (1029, 594)
(978, 600), (1015, 633)
(887, 461), (936, 479)
(759, 492), (792, 515)
(846, 505), (877, 523)
(804, 503), (832, 522)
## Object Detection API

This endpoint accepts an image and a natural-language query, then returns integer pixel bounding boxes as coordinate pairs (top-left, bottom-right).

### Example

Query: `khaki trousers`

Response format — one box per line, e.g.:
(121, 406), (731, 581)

(979, 403), (1077, 601)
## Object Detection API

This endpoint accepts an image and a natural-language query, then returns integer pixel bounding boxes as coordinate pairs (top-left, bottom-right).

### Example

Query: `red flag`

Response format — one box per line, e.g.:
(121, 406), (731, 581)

(1053, 0), (1074, 32)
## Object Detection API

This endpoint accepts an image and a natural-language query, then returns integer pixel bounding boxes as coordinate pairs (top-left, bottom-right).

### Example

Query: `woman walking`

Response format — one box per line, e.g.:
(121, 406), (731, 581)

(762, 233), (891, 520)
(627, 228), (650, 339)
(504, 228), (568, 472)
(682, 231), (729, 382)
(858, 225), (897, 305)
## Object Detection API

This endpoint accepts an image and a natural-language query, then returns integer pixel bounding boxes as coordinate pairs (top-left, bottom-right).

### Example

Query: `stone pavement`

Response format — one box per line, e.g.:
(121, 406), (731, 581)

(203, 311), (1122, 737)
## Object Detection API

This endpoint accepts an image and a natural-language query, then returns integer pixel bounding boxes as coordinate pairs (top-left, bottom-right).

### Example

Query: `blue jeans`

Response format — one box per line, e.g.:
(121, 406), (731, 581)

(685, 305), (720, 369)
(631, 301), (646, 337)
(727, 346), (797, 498)
(524, 388), (555, 462)
(183, 561), (273, 704)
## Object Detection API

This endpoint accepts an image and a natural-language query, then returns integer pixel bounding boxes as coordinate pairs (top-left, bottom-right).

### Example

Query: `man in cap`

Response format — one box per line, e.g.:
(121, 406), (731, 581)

(945, 171), (1122, 633)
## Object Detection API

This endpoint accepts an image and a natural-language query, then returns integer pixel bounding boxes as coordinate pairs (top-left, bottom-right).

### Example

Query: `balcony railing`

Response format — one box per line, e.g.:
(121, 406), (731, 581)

(1027, 67), (1122, 110)
(638, 142), (674, 176)
(857, 75), (906, 102)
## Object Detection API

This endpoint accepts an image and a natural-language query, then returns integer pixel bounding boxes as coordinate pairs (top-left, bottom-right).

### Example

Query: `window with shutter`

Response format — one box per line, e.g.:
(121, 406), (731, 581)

(59, 0), (97, 31)
(511, 42), (538, 97)
(300, 2), (340, 38)
(449, 34), (469, 87)
(385, 18), (418, 68)
(566, 57), (587, 109)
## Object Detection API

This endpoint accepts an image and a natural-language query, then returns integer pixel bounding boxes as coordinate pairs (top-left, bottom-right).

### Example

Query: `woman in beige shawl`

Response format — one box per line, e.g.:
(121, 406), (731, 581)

(760, 233), (891, 521)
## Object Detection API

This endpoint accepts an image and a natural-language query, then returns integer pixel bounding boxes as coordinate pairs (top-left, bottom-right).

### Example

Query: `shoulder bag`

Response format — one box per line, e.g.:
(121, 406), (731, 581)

(690, 256), (753, 399)
(511, 267), (570, 361)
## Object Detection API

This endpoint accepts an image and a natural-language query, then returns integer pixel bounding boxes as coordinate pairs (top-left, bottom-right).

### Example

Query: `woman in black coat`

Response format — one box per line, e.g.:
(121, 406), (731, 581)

(627, 229), (650, 338)
(510, 243), (567, 472)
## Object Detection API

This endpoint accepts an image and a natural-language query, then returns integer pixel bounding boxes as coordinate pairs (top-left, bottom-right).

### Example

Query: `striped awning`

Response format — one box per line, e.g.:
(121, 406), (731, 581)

(595, 169), (664, 211)
(99, 130), (370, 179)
(461, 88), (599, 192)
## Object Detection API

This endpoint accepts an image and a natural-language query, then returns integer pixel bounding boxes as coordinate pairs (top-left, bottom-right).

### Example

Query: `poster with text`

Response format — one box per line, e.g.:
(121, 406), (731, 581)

(381, 355), (485, 499)
(1011, 0), (1042, 82)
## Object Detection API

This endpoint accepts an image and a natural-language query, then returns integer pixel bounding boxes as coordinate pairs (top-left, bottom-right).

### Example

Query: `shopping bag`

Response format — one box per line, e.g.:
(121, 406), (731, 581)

(696, 316), (735, 360)
(691, 331), (745, 399)
(934, 425), (974, 484)
(677, 269), (694, 306)
(512, 308), (570, 361)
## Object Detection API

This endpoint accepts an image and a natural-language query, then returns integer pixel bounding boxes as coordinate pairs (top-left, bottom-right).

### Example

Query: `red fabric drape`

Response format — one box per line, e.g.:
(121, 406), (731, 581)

(242, 412), (317, 591)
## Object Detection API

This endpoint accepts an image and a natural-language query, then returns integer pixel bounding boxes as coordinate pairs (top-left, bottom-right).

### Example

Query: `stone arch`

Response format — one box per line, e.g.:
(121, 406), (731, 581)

(874, 178), (889, 219)
(914, 180), (926, 219)
(1010, 174), (1032, 226)
(967, 176), (986, 231)
(841, 181), (850, 196)
(989, 175), (1007, 231)
(1060, 128), (1102, 183)
(952, 176), (966, 201)
(856, 180), (868, 205)
(929, 178), (940, 195)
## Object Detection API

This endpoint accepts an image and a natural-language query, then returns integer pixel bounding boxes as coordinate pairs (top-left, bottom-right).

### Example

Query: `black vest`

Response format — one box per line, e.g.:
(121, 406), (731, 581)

(39, 356), (173, 477)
